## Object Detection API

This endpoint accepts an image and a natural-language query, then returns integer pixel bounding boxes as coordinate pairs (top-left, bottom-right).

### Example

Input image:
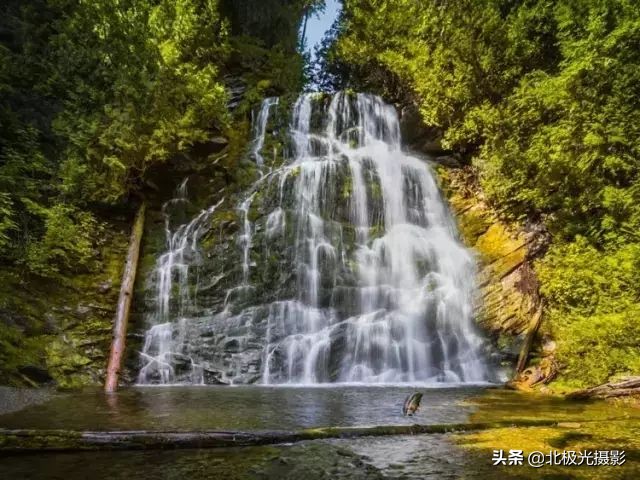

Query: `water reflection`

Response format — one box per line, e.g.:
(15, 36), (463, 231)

(0, 386), (482, 431)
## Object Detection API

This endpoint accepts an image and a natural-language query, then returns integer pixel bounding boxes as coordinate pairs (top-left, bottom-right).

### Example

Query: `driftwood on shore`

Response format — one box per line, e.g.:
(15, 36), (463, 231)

(566, 376), (640, 399)
(0, 419), (579, 454)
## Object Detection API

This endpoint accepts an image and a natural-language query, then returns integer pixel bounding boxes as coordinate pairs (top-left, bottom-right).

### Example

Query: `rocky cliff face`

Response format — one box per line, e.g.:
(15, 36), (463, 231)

(128, 98), (294, 384)
(436, 165), (555, 384)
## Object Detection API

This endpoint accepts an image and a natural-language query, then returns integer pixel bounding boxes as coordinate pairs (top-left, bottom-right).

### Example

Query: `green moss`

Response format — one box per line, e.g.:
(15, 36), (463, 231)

(0, 218), (127, 387)
(341, 174), (353, 200)
(368, 222), (385, 240)
(456, 390), (640, 479)
(457, 207), (491, 245)
(475, 224), (525, 265)
(289, 165), (301, 177)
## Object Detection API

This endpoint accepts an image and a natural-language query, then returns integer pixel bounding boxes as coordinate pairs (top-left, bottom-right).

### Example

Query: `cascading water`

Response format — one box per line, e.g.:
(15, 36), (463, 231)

(137, 180), (224, 384)
(138, 92), (492, 385)
(250, 97), (279, 167)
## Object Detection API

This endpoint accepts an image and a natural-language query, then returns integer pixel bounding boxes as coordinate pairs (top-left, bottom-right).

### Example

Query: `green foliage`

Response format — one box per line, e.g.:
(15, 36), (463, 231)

(24, 204), (103, 277)
(0, 0), (231, 276)
(537, 238), (640, 316)
(51, 0), (230, 203)
(331, 0), (640, 386)
(219, 0), (322, 108)
(0, 193), (17, 252)
(546, 308), (640, 386)
(536, 239), (640, 386)
(230, 36), (306, 113)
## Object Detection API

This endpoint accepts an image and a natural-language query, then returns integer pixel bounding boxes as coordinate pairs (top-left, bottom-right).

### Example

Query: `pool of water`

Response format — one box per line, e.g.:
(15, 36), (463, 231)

(0, 385), (484, 431)
(1, 386), (639, 479)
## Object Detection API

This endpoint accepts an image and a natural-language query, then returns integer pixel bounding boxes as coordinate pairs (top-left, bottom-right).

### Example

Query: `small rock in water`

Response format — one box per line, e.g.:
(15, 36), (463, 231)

(402, 392), (423, 416)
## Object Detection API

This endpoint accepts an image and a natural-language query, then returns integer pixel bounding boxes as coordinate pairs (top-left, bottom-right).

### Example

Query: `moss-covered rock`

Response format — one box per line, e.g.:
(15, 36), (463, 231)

(0, 220), (129, 388)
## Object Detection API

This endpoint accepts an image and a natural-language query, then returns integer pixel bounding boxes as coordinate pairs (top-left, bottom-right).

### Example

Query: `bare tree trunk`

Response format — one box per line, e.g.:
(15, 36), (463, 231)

(299, 9), (309, 51)
(516, 303), (544, 373)
(105, 202), (146, 393)
(567, 376), (640, 399)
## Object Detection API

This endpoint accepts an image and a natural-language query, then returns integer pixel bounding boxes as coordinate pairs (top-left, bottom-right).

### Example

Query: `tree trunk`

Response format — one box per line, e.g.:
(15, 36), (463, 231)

(567, 376), (640, 399)
(0, 419), (575, 453)
(516, 303), (544, 373)
(299, 9), (309, 51)
(104, 202), (146, 393)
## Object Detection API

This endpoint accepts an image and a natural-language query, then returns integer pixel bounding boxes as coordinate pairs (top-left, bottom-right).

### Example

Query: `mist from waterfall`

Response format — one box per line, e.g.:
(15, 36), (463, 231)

(138, 92), (491, 386)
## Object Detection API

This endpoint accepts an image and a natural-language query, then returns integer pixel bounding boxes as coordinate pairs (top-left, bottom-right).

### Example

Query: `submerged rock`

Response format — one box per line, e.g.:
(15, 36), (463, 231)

(0, 387), (53, 415)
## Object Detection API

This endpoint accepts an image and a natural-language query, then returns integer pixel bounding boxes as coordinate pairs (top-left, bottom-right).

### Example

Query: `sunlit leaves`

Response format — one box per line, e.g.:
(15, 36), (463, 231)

(0, 0), (231, 273)
(52, 0), (230, 203)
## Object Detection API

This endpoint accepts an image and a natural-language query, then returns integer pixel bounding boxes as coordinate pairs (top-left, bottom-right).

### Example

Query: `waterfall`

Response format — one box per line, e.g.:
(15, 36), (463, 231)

(137, 180), (224, 385)
(137, 92), (491, 386)
(250, 97), (279, 166)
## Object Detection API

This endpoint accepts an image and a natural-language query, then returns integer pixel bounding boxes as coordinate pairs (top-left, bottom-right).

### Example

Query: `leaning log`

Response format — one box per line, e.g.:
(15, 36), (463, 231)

(0, 419), (585, 453)
(566, 376), (640, 400)
(105, 202), (146, 393)
(515, 303), (544, 373)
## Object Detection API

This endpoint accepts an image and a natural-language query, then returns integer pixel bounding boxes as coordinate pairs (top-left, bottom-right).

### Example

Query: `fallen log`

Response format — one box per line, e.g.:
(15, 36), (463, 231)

(0, 419), (583, 454)
(566, 376), (640, 400)
(105, 201), (146, 393)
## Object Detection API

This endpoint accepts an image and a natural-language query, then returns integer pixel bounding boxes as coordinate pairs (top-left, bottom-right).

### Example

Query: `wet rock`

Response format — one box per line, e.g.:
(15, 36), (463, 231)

(399, 105), (448, 155)
(203, 367), (228, 385)
(225, 76), (246, 110)
(0, 387), (53, 415)
(433, 153), (462, 168)
(192, 137), (229, 157)
(97, 280), (112, 294)
(75, 304), (92, 318)
(43, 313), (58, 334)
(171, 354), (194, 376)
(224, 338), (241, 353)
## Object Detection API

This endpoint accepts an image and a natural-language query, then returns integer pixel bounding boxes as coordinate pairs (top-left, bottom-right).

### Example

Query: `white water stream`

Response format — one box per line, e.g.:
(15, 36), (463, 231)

(138, 92), (490, 385)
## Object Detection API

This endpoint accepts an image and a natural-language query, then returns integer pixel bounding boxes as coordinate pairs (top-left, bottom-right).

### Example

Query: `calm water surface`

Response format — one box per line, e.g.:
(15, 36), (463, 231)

(1, 386), (639, 479)
(0, 385), (483, 431)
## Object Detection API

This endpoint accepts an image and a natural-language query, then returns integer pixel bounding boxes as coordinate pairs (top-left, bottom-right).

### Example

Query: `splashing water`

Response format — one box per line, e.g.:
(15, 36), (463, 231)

(138, 92), (491, 386)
